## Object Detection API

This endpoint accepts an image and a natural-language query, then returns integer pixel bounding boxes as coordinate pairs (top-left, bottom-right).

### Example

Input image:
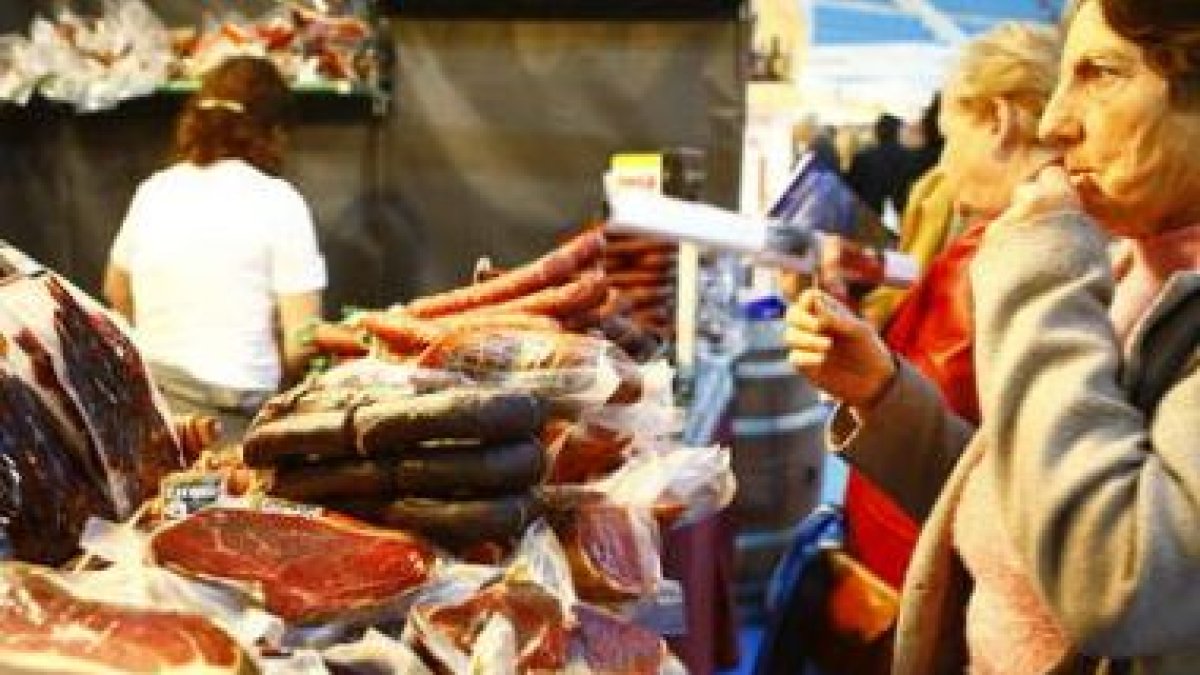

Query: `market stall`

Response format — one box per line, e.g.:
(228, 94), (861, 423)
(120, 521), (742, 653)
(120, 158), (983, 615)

(0, 229), (739, 673)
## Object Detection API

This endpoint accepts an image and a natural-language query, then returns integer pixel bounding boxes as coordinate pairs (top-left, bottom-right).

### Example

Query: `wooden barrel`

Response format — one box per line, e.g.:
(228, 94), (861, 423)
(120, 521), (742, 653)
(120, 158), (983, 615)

(730, 313), (827, 619)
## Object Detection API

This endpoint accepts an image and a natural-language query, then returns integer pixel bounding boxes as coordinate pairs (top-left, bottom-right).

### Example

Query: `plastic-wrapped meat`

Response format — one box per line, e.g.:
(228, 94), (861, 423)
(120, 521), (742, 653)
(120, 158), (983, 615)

(269, 438), (546, 502)
(542, 419), (632, 484)
(574, 604), (669, 675)
(0, 364), (112, 565)
(333, 493), (539, 552)
(417, 579), (568, 673)
(417, 328), (643, 406)
(548, 498), (661, 603)
(242, 387), (544, 467)
(151, 508), (435, 624)
(0, 563), (254, 674)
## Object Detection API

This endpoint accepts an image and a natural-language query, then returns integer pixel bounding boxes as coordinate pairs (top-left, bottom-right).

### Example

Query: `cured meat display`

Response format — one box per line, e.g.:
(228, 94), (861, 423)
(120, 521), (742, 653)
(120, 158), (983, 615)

(0, 231), (736, 673)
(150, 508), (436, 623)
(0, 564), (253, 674)
(0, 248), (183, 565)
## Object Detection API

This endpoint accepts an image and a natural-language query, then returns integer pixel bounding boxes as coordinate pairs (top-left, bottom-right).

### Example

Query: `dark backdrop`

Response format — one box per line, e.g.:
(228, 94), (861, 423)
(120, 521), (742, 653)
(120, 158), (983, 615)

(0, 3), (745, 314)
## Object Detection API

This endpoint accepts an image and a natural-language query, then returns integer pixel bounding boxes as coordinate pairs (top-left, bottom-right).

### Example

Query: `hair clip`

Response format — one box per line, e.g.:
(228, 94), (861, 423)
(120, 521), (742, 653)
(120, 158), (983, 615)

(197, 98), (246, 114)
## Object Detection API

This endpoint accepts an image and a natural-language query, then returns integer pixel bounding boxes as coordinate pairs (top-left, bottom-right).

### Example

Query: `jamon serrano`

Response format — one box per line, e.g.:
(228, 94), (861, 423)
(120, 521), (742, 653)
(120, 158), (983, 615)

(0, 564), (253, 674)
(542, 420), (632, 484)
(574, 604), (669, 675)
(150, 508), (435, 623)
(0, 257), (182, 563)
(552, 500), (660, 603)
(0, 365), (113, 565)
(406, 230), (606, 318)
(416, 579), (569, 673)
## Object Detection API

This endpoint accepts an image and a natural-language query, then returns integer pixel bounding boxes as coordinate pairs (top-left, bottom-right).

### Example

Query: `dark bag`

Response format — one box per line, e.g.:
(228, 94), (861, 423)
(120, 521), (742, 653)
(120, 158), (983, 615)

(752, 505), (898, 675)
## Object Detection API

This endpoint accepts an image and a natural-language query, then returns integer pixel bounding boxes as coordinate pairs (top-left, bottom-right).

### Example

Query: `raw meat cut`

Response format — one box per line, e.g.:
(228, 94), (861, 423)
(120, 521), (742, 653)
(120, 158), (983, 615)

(150, 508), (435, 623)
(417, 579), (568, 673)
(0, 563), (253, 674)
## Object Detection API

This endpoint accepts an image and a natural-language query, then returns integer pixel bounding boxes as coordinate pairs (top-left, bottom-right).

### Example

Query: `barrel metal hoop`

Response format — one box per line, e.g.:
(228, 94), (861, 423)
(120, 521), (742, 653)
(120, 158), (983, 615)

(732, 405), (827, 436)
(734, 359), (798, 379)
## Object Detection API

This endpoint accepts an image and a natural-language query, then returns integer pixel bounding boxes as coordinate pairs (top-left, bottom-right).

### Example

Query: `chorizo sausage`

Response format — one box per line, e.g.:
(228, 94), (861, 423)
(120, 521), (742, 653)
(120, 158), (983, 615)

(405, 230), (606, 318)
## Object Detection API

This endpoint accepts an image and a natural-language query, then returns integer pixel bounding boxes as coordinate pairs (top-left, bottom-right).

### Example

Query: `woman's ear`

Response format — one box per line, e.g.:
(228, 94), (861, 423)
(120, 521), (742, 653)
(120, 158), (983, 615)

(991, 97), (1025, 154)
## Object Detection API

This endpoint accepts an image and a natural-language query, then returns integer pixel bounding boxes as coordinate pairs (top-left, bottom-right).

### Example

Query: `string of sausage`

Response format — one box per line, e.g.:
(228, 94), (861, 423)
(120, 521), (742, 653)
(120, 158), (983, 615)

(404, 230), (606, 318)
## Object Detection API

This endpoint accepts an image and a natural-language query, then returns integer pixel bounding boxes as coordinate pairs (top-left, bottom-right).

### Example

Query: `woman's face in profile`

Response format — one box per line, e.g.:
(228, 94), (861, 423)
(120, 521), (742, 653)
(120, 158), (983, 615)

(1039, 0), (1200, 237)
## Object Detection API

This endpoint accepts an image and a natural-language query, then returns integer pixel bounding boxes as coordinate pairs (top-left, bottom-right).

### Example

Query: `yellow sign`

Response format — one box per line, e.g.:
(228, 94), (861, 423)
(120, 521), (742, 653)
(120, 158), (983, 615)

(609, 152), (664, 194)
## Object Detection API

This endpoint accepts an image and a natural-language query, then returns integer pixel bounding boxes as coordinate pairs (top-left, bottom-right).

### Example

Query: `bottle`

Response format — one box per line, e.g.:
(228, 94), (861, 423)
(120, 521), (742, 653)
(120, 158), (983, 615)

(766, 35), (788, 81)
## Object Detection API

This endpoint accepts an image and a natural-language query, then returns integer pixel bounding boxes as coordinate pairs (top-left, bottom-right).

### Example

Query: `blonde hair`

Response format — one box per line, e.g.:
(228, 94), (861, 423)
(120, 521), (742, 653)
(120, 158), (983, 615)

(946, 22), (1062, 141)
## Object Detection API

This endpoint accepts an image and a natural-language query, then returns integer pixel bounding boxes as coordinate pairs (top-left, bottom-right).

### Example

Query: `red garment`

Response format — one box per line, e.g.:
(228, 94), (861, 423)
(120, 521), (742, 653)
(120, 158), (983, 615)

(844, 219), (988, 589)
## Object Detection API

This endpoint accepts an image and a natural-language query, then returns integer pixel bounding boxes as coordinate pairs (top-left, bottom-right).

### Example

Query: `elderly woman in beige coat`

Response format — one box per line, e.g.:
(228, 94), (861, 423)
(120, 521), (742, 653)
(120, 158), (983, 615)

(786, 0), (1200, 672)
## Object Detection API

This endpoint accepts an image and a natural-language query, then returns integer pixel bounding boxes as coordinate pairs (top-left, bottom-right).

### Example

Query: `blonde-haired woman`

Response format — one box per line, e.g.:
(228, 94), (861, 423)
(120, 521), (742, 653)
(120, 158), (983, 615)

(788, 0), (1200, 671)
(104, 56), (326, 442)
(815, 19), (1062, 607)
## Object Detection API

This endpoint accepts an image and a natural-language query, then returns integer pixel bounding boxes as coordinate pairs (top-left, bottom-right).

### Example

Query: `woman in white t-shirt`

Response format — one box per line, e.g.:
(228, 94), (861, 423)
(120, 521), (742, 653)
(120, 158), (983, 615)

(104, 56), (326, 441)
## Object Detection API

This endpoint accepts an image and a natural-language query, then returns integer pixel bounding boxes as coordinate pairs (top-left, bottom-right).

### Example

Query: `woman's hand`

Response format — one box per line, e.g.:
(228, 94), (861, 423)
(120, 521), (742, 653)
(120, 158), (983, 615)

(785, 288), (896, 409)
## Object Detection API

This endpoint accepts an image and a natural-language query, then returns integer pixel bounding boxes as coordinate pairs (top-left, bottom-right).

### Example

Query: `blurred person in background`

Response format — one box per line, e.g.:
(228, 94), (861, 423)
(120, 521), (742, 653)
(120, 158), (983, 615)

(846, 112), (914, 218)
(793, 113), (842, 173)
(787, 0), (1200, 671)
(104, 56), (326, 443)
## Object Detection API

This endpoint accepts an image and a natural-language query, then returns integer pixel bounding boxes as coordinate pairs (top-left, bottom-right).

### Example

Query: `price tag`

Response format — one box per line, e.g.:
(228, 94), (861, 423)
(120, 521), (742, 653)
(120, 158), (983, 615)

(161, 472), (226, 520)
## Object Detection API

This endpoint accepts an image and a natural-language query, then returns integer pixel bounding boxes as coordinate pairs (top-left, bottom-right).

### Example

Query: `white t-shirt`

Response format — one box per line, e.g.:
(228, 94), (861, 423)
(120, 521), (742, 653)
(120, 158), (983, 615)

(109, 159), (326, 391)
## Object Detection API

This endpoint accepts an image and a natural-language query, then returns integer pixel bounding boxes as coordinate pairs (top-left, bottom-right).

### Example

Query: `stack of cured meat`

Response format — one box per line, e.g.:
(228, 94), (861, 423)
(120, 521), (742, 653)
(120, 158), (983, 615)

(0, 231), (733, 674)
(599, 232), (677, 340)
(243, 383), (549, 555)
